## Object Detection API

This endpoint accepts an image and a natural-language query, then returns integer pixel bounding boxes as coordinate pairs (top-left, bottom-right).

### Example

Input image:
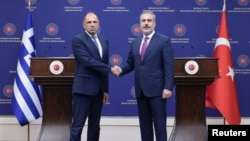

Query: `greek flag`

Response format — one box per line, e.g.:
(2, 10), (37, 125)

(12, 10), (43, 126)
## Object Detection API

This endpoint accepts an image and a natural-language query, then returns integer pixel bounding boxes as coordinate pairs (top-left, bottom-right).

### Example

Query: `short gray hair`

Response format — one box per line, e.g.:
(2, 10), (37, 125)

(140, 10), (156, 22)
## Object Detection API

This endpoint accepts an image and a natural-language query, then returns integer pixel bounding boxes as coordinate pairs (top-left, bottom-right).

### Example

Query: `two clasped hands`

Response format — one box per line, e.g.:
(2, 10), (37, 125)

(111, 65), (122, 77)
(110, 65), (172, 99)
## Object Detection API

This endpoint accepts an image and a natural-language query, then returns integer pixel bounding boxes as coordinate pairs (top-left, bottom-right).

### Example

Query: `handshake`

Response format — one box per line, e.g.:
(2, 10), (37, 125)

(111, 65), (122, 77)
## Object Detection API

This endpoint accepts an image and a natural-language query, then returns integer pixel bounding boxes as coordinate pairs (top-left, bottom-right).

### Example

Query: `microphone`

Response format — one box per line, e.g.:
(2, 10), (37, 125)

(190, 45), (197, 57)
(43, 46), (52, 57)
(190, 45), (205, 57)
(176, 46), (185, 57)
(63, 46), (74, 57)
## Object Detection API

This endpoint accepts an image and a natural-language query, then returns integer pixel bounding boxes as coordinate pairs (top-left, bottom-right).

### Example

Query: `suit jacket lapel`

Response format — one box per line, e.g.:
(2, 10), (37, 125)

(135, 37), (142, 62)
(83, 32), (101, 59)
(142, 33), (157, 61)
(84, 33), (101, 59)
(98, 37), (107, 59)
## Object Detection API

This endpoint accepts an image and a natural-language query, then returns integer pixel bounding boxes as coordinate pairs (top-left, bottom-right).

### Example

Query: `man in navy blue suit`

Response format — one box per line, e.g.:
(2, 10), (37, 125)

(113, 10), (175, 141)
(70, 12), (116, 141)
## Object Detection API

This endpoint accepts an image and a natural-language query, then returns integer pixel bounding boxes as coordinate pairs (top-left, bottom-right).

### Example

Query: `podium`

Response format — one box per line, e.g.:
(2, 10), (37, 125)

(30, 57), (75, 141)
(169, 57), (219, 141)
(30, 57), (218, 141)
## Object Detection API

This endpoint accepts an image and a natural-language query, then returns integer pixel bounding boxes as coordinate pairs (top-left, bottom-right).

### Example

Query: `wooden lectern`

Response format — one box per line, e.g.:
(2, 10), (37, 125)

(30, 57), (75, 141)
(169, 57), (219, 141)
(30, 57), (218, 141)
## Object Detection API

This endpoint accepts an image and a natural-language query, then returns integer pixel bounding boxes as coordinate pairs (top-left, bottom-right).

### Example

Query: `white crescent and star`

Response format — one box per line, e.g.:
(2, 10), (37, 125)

(215, 37), (235, 81)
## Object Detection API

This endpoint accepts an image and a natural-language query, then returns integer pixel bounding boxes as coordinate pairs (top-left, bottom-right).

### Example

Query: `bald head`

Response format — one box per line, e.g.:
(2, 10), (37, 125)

(82, 12), (100, 36)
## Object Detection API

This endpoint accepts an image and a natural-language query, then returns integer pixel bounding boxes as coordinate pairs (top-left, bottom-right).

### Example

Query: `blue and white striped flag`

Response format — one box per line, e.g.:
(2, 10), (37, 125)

(12, 10), (43, 126)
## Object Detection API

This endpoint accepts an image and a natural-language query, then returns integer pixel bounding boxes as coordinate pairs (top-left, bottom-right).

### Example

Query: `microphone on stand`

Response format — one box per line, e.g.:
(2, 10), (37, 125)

(176, 46), (185, 57)
(190, 45), (197, 57)
(190, 45), (205, 57)
(64, 46), (74, 57)
(43, 46), (52, 57)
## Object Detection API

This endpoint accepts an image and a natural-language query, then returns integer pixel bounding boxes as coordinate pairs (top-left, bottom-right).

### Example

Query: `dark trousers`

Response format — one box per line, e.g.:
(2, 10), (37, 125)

(70, 92), (103, 141)
(137, 92), (167, 141)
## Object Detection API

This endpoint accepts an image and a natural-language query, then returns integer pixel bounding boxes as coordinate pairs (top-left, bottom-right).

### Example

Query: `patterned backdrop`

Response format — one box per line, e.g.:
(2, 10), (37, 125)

(1, 0), (250, 118)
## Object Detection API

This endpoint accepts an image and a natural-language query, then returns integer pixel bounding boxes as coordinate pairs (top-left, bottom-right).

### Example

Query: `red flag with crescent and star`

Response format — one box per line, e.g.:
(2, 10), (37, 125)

(206, 0), (241, 125)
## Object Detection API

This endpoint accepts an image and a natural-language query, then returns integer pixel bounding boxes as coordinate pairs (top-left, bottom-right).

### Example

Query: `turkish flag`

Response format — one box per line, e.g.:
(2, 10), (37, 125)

(206, 1), (241, 125)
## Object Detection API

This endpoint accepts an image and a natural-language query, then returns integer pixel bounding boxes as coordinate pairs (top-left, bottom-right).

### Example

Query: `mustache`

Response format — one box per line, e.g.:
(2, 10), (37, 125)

(143, 25), (150, 28)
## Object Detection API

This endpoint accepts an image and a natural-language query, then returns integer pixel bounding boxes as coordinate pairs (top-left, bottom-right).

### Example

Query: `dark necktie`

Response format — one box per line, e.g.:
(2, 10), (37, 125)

(92, 36), (102, 58)
(140, 37), (149, 60)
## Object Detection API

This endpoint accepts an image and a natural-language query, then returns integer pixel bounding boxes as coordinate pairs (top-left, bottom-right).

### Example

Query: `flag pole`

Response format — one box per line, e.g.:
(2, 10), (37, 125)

(28, 0), (31, 10)
(27, 1), (31, 141)
(13, 0), (43, 138)
(28, 124), (30, 141)
(205, 0), (241, 125)
(224, 0), (226, 10)
(222, 0), (226, 126)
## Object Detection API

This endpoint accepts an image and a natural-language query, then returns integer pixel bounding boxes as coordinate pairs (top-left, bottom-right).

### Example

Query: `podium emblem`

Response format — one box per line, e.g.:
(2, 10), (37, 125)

(184, 60), (199, 75)
(49, 60), (64, 75)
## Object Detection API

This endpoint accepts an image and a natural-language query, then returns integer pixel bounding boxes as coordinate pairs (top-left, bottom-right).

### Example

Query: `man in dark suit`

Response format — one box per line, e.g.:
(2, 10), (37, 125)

(70, 12), (116, 141)
(113, 10), (174, 141)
